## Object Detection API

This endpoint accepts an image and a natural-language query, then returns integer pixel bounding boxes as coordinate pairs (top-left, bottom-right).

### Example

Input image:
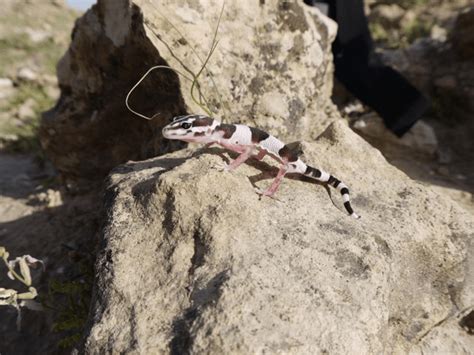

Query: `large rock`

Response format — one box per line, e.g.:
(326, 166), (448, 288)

(40, 0), (338, 189)
(83, 121), (474, 353)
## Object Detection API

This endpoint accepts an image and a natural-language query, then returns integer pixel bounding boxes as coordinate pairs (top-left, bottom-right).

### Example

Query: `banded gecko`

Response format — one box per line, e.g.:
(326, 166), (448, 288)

(162, 114), (360, 219)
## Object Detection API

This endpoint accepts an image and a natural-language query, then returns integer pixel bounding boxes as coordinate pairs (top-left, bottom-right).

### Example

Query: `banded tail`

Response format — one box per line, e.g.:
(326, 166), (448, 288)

(304, 165), (360, 219)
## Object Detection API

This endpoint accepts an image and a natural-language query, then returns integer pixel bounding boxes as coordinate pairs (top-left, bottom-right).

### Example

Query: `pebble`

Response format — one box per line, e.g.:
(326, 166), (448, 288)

(17, 98), (37, 120)
(17, 67), (38, 82)
(24, 28), (52, 43)
(399, 120), (438, 156)
(0, 78), (14, 89)
(35, 189), (63, 208)
(0, 78), (15, 100)
(45, 85), (60, 100)
(353, 119), (367, 130)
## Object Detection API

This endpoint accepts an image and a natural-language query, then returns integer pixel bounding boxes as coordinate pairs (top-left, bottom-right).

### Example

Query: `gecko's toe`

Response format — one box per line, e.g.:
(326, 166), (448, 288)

(254, 187), (264, 195)
(255, 188), (278, 199)
(214, 162), (230, 172)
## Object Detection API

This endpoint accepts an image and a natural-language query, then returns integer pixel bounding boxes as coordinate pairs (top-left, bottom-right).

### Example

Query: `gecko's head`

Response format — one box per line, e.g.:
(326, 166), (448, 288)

(162, 114), (218, 142)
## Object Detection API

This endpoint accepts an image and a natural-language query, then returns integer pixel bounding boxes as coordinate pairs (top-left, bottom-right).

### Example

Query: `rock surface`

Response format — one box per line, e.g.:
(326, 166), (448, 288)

(83, 121), (474, 354)
(40, 0), (338, 190)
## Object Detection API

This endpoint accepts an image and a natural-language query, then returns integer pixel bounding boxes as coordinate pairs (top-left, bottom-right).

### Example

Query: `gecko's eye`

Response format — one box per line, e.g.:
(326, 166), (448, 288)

(181, 122), (191, 129)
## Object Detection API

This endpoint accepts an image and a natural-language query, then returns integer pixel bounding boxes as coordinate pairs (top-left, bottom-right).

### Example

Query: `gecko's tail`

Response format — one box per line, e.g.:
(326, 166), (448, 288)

(304, 165), (360, 219)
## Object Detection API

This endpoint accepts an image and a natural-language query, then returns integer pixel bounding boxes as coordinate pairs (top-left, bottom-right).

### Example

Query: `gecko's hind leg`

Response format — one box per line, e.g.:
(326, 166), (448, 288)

(258, 164), (288, 197)
(252, 150), (266, 161)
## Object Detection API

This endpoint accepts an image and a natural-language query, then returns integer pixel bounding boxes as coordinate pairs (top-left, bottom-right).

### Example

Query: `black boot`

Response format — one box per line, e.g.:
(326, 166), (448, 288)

(304, 0), (430, 137)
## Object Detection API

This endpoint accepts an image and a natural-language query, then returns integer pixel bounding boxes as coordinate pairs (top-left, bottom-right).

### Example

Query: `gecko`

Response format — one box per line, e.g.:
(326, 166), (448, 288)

(162, 114), (360, 219)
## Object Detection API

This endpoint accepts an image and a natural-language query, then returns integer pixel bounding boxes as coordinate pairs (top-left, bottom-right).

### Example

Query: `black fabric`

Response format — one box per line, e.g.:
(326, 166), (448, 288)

(304, 0), (430, 137)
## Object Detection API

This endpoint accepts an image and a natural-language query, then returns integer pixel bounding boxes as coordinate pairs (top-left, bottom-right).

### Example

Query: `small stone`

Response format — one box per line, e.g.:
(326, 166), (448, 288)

(430, 25), (447, 42)
(353, 119), (367, 129)
(0, 133), (19, 142)
(31, 189), (62, 207)
(45, 86), (60, 100)
(0, 78), (14, 89)
(17, 67), (38, 82)
(41, 74), (58, 86)
(371, 4), (404, 26)
(0, 78), (15, 100)
(17, 98), (37, 120)
(343, 101), (364, 116)
(399, 120), (438, 156)
(46, 189), (63, 208)
(24, 28), (52, 43)
(400, 10), (416, 29)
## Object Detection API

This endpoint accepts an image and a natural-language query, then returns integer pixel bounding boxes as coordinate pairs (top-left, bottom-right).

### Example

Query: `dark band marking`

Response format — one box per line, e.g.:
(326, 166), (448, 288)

(249, 127), (270, 143)
(340, 187), (349, 195)
(193, 116), (213, 127)
(305, 166), (322, 178)
(285, 142), (304, 156)
(344, 201), (354, 214)
(215, 124), (236, 139)
(173, 115), (194, 123)
(194, 132), (206, 137)
(278, 145), (299, 162)
(328, 176), (341, 188)
(172, 115), (188, 122)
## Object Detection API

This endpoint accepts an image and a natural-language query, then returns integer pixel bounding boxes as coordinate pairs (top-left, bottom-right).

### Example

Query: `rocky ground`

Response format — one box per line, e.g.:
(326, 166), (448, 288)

(340, 0), (474, 215)
(0, 0), (78, 152)
(0, 1), (101, 353)
(0, 0), (472, 354)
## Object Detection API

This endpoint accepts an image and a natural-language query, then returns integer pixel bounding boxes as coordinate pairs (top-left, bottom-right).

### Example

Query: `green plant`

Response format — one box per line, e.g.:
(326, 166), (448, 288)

(403, 18), (433, 44)
(41, 248), (94, 349)
(0, 82), (53, 155)
(369, 22), (390, 44)
(126, 2), (227, 121)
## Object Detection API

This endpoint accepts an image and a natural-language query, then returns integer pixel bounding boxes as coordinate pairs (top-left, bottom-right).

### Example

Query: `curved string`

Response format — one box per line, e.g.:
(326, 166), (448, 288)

(126, 1), (226, 121)
(146, 0), (228, 120)
(125, 65), (193, 120)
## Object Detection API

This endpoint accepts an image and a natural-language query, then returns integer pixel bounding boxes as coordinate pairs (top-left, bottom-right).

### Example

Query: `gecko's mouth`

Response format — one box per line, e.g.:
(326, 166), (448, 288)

(162, 127), (173, 139)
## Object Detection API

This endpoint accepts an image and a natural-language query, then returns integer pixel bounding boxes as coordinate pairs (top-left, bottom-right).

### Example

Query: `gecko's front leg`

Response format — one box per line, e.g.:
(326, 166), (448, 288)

(224, 146), (255, 171)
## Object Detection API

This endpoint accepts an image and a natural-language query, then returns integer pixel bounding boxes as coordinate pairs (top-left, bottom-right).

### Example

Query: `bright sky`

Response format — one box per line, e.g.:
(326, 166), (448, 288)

(66, 0), (96, 11)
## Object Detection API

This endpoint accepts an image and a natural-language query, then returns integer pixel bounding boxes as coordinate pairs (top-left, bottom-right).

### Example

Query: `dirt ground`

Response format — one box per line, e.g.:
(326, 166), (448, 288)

(0, 153), (100, 353)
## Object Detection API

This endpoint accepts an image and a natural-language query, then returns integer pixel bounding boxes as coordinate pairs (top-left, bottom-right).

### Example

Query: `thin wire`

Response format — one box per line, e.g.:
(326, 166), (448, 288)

(146, 0), (228, 120)
(125, 65), (193, 120)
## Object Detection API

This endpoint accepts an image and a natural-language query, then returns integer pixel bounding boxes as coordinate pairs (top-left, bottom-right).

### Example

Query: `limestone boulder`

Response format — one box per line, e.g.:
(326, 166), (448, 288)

(83, 121), (474, 354)
(40, 0), (338, 190)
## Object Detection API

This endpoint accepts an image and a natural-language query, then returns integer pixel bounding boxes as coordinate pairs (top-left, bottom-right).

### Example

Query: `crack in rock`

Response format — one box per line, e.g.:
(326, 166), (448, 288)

(170, 271), (229, 355)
